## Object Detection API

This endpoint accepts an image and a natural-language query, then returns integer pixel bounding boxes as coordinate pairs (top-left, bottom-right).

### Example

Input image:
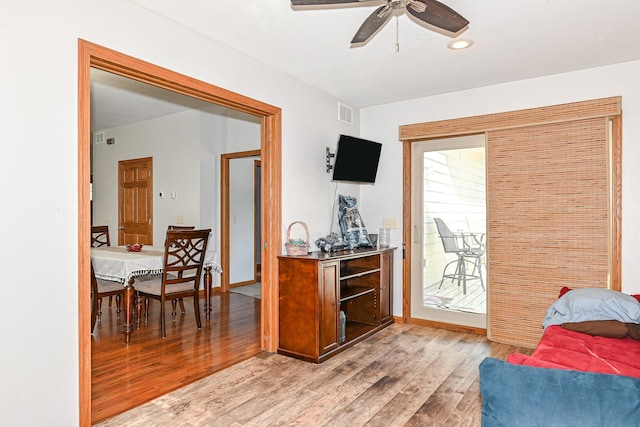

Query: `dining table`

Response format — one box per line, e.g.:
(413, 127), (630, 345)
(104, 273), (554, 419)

(91, 245), (222, 343)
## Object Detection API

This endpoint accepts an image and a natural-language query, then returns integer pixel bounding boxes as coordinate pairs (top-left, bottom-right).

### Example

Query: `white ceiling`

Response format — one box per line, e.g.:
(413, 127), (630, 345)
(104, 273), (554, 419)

(90, 69), (228, 130)
(93, 0), (640, 129)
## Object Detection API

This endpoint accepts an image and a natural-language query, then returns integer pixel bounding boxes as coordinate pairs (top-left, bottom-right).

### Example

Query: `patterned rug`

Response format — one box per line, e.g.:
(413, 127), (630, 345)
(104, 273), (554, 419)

(423, 295), (454, 308)
(229, 283), (261, 299)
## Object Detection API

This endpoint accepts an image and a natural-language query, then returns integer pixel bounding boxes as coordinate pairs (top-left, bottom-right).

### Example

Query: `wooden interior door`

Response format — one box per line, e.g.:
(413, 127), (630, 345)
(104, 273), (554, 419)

(118, 157), (153, 245)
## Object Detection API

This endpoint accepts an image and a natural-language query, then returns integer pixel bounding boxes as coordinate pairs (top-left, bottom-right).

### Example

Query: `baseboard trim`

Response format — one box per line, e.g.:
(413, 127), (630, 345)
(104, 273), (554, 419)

(400, 316), (487, 336)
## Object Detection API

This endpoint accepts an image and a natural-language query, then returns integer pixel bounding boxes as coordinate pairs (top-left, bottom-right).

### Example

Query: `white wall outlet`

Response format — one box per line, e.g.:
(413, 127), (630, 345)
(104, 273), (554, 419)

(159, 191), (165, 199)
(383, 217), (398, 229)
(176, 215), (184, 224)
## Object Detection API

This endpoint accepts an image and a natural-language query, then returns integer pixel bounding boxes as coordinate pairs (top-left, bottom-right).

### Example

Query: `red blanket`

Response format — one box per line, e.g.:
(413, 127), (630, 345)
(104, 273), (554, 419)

(507, 325), (640, 378)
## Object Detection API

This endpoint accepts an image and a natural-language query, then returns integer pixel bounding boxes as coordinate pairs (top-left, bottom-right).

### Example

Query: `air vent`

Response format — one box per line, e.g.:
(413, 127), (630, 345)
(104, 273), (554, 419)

(95, 131), (105, 144)
(338, 102), (353, 125)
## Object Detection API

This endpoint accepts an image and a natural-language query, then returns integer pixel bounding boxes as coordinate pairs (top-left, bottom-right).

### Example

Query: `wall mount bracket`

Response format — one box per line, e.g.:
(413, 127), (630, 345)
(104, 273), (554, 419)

(326, 147), (335, 173)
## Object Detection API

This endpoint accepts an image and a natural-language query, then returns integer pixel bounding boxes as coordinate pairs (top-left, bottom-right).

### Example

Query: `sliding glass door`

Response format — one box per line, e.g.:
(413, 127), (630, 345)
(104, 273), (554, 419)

(410, 134), (487, 328)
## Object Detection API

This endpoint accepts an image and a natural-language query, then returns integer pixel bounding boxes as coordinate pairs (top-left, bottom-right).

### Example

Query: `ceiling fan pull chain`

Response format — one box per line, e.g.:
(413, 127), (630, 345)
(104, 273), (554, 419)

(395, 15), (400, 52)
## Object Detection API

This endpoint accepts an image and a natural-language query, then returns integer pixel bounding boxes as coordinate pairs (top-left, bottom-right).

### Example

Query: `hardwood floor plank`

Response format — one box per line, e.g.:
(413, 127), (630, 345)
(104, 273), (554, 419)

(361, 332), (475, 426)
(316, 328), (460, 427)
(91, 292), (262, 424)
(280, 326), (432, 426)
(95, 322), (534, 426)
(215, 329), (410, 426)
(404, 336), (493, 425)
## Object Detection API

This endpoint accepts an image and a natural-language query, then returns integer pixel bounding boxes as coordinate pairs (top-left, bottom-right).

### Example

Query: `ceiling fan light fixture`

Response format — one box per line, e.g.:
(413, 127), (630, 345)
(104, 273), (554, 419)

(447, 39), (473, 50)
(292, 0), (469, 45)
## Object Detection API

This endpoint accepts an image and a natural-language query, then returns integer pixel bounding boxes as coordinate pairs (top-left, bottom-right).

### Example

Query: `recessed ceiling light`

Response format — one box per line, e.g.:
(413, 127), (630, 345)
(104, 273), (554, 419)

(448, 39), (474, 50)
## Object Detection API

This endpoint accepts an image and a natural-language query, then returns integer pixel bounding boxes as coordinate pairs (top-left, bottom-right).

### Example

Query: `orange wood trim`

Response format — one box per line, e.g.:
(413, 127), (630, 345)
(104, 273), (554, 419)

(254, 159), (262, 283)
(78, 39), (282, 426)
(402, 140), (412, 323)
(392, 315), (405, 323)
(611, 114), (623, 291)
(220, 156), (230, 292)
(262, 111), (282, 353)
(223, 149), (262, 159)
(399, 96), (622, 141)
(405, 317), (487, 336)
(77, 39), (92, 427)
(220, 149), (261, 292)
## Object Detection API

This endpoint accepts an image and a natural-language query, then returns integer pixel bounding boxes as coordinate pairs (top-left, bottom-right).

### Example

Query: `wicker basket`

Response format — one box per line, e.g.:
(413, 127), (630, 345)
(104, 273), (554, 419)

(285, 221), (310, 255)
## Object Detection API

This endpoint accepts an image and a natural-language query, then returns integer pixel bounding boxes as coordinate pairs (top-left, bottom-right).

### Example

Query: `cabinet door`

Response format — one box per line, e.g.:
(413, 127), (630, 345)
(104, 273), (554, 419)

(319, 261), (339, 354)
(379, 251), (393, 323)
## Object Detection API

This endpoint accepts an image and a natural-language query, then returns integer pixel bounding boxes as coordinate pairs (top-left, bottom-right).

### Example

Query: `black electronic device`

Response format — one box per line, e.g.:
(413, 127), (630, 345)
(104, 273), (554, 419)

(331, 134), (382, 184)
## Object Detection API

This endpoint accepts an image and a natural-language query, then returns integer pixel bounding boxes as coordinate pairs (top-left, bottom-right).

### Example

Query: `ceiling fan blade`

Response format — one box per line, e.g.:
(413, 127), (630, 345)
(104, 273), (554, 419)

(351, 5), (393, 44)
(406, 0), (469, 33)
(291, 0), (371, 5)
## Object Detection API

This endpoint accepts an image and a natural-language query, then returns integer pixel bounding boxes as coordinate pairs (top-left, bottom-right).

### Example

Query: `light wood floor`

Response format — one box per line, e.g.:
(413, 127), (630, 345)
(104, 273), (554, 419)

(91, 291), (262, 424)
(94, 317), (531, 426)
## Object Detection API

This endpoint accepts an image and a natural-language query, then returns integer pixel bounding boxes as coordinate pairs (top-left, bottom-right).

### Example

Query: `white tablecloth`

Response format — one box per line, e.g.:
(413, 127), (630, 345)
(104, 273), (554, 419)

(91, 245), (222, 284)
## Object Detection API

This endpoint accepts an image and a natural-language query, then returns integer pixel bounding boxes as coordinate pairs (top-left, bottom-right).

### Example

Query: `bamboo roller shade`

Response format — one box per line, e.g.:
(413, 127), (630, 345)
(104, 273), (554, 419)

(401, 97), (621, 349)
(487, 118), (610, 348)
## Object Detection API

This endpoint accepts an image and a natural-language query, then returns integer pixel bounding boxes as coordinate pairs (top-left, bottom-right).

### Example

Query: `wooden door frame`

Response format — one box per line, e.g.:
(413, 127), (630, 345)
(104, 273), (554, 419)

(117, 157), (153, 245)
(78, 40), (282, 426)
(254, 159), (262, 283)
(220, 149), (261, 292)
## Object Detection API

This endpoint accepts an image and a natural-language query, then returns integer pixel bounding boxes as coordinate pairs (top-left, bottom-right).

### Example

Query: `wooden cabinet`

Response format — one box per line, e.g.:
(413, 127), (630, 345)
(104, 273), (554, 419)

(278, 247), (395, 363)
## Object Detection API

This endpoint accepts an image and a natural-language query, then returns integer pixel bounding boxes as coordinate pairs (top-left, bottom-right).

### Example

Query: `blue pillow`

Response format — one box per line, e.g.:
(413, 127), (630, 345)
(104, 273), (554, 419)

(543, 288), (640, 329)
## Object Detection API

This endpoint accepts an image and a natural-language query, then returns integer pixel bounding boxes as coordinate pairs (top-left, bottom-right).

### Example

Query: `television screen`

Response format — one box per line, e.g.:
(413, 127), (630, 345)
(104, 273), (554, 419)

(331, 135), (382, 184)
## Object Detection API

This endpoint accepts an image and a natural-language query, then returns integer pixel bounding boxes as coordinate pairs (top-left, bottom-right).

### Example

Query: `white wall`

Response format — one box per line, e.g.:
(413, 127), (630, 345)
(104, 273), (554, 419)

(94, 110), (204, 245)
(1, 1), (358, 425)
(360, 60), (640, 316)
(93, 108), (261, 288)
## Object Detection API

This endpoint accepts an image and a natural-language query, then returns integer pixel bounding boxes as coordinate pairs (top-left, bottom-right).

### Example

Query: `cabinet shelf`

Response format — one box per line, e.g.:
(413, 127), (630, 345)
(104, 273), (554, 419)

(340, 267), (380, 281)
(344, 321), (377, 343)
(340, 285), (375, 302)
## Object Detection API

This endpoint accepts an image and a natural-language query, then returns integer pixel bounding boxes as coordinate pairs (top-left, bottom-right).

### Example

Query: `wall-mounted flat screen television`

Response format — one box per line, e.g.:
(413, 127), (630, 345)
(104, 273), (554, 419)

(332, 134), (382, 184)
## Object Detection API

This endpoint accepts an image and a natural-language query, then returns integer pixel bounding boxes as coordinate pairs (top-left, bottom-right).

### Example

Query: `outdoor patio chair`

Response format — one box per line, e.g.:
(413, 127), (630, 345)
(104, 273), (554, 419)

(433, 217), (485, 295)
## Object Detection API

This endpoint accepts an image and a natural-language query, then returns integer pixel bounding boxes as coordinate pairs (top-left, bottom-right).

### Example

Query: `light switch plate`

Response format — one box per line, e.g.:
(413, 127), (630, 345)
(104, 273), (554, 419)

(383, 217), (398, 229)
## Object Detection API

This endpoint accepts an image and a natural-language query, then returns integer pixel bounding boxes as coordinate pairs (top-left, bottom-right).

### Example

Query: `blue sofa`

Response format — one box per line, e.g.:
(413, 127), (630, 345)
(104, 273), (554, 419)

(479, 357), (640, 427)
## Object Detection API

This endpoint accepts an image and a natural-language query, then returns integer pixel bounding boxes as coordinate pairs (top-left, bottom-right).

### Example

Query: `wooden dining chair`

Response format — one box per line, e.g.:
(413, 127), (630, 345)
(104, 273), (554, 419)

(167, 225), (195, 231)
(91, 225), (116, 309)
(135, 229), (211, 338)
(91, 263), (124, 334)
(166, 225), (196, 313)
(91, 225), (111, 247)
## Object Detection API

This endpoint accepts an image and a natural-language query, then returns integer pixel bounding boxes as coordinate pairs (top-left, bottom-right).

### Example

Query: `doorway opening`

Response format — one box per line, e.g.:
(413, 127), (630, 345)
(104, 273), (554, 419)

(221, 150), (262, 295)
(410, 134), (486, 329)
(78, 40), (282, 425)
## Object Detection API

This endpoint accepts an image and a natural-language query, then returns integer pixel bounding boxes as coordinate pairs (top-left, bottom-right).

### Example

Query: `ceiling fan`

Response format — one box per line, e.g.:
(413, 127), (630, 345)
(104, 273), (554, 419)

(290, 0), (469, 44)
